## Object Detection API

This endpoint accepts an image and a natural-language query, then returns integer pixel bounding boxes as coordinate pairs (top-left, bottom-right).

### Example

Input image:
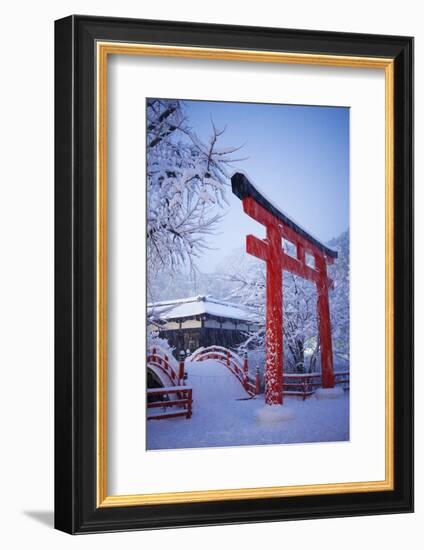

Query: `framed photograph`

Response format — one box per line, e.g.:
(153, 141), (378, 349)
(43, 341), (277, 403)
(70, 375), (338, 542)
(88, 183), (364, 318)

(54, 15), (413, 534)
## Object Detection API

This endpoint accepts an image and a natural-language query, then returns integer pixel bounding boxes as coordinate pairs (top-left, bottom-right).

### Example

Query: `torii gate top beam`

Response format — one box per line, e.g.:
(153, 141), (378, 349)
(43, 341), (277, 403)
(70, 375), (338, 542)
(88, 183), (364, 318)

(231, 172), (338, 260)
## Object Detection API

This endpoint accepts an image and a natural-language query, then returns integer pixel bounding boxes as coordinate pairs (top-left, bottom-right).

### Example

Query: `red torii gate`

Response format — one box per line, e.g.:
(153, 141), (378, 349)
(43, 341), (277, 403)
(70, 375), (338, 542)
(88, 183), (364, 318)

(231, 173), (338, 406)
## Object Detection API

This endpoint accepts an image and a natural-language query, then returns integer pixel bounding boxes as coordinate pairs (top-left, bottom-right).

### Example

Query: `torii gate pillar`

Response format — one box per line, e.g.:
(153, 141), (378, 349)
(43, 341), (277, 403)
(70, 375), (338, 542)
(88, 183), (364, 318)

(232, 172), (337, 406)
(265, 226), (283, 405)
(315, 254), (335, 389)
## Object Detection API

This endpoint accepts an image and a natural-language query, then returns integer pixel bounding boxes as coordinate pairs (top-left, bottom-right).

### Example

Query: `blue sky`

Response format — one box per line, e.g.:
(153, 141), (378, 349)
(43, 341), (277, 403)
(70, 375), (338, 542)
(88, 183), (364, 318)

(183, 99), (349, 273)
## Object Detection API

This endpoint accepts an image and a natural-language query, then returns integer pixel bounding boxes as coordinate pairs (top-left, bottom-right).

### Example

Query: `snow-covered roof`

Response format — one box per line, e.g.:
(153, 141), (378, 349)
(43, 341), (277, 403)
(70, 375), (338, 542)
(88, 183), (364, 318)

(148, 295), (257, 323)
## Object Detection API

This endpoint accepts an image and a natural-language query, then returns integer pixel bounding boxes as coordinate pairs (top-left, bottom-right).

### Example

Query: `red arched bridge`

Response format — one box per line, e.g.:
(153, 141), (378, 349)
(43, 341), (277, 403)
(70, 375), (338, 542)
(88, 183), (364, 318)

(146, 345), (258, 420)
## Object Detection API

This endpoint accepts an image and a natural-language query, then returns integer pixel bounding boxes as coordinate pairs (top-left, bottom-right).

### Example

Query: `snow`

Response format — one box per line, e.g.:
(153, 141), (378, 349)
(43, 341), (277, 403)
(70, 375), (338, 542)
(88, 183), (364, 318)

(255, 404), (295, 423)
(183, 359), (247, 401)
(187, 345), (247, 370)
(148, 295), (257, 323)
(146, 359), (349, 450)
(315, 387), (345, 399)
(149, 295), (205, 307)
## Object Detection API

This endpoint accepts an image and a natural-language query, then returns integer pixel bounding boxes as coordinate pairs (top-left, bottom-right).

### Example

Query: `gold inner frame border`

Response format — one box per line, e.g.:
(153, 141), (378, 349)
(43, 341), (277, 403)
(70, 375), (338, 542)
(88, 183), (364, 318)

(96, 41), (394, 508)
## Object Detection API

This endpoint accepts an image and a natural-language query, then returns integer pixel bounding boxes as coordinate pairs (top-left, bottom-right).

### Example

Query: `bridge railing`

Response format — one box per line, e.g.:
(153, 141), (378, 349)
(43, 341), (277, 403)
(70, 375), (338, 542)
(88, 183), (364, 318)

(147, 346), (181, 385)
(147, 386), (193, 420)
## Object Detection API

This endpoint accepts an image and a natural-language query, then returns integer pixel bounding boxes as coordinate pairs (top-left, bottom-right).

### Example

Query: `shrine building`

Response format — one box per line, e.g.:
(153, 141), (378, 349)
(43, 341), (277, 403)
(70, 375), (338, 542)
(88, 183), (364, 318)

(147, 295), (258, 355)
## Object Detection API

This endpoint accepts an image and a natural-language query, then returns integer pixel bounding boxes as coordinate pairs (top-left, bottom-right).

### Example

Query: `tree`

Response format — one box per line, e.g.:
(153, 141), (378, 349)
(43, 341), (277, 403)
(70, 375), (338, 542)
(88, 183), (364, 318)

(147, 99), (243, 279)
(327, 230), (350, 365)
(282, 273), (319, 372)
(225, 261), (319, 373)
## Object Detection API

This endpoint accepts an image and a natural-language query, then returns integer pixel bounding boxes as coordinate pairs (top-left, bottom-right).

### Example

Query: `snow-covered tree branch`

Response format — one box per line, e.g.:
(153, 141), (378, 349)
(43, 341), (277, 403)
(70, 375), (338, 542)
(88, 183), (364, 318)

(147, 99), (244, 279)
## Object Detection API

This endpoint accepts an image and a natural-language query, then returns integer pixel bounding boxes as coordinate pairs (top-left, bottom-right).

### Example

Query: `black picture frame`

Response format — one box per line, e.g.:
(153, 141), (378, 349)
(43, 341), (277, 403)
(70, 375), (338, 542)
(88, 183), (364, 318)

(55, 14), (414, 534)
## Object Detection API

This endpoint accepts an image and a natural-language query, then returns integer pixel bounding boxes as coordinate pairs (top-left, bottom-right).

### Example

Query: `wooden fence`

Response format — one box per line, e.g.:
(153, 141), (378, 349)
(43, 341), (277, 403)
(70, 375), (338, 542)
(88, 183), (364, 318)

(146, 386), (193, 420)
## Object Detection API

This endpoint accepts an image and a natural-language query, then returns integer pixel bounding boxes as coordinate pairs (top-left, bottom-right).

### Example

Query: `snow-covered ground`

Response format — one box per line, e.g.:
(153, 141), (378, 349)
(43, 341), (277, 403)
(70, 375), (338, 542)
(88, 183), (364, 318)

(146, 359), (349, 451)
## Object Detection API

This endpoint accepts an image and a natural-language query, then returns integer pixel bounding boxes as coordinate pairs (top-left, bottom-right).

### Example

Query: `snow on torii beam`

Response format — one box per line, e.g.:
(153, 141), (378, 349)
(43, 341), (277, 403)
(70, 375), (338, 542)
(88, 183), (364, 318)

(231, 172), (338, 406)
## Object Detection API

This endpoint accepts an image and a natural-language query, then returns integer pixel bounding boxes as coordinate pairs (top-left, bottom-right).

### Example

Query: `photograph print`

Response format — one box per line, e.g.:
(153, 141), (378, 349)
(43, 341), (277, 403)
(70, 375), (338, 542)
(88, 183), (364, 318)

(146, 98), (350, 451)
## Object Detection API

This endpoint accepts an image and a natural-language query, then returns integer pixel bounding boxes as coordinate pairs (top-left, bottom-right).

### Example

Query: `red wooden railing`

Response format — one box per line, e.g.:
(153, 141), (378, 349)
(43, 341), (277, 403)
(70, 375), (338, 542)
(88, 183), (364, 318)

(283, 371), (350, 400)
(188, 346), (258, 397)
(147, 386), (193, 420)
(334, 371), (350, 390)
(147, 346), (181, 386)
